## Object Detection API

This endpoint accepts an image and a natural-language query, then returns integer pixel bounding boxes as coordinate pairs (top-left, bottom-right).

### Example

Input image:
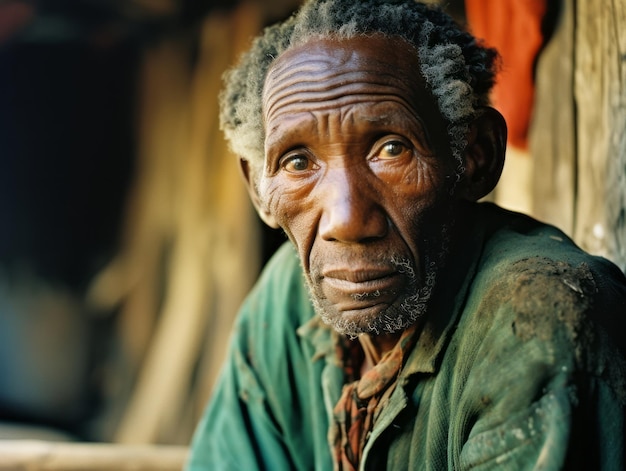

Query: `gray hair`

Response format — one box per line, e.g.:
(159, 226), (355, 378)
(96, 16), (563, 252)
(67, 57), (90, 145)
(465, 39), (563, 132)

(219, 0), (499, 173)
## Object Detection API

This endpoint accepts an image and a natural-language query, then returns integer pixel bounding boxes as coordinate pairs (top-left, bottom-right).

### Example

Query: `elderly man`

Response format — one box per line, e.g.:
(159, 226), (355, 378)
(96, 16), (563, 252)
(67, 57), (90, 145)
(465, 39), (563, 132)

(187, 0), (626, 469)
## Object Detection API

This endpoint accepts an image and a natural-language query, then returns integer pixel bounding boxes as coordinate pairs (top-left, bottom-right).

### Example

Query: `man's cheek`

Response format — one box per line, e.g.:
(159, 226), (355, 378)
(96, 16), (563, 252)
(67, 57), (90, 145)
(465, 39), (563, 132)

(265, 185), (312, 227)
(259, 182), (286, 222)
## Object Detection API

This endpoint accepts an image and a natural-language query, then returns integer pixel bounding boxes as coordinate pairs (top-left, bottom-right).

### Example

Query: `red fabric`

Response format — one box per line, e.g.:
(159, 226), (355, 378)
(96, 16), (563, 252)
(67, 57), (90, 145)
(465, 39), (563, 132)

(465, 0), (547, 150)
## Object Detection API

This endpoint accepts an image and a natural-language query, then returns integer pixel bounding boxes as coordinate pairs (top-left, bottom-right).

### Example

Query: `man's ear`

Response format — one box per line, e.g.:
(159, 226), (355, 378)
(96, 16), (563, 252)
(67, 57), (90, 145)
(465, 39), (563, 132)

(457, 107), (507, 201)
(239, 158), (280, 229)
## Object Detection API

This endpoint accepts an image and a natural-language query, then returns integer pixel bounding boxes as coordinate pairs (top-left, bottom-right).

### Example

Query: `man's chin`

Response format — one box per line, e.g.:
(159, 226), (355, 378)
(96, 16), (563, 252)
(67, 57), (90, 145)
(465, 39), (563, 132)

(310, 295), (424, 337)
(307, 264), (439, 337)
(317, 303), (392, 337)
(305, 242), (448, 337)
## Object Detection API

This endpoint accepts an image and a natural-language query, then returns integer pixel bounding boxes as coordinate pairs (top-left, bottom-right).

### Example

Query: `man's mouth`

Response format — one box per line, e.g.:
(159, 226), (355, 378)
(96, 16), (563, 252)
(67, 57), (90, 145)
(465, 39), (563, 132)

(323, 270), (399, 290)
(320, 268), (405, 309)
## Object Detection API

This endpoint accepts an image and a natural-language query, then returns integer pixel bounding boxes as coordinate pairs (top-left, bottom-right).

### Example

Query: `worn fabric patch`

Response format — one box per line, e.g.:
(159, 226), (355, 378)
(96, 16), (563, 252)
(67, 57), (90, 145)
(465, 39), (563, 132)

(498, 257), (626, 403)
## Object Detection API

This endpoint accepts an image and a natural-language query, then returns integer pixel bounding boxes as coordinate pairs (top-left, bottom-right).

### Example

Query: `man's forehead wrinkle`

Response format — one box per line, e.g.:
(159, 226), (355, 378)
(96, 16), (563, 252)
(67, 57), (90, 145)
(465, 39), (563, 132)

(263, 42), (419, 115)
(263, 68), (412, 122)
(261, 36), (445, 159)
(264, 96), (432, 150)
(266, 39), (354, 78)
(360, 114), (391, 125)
(265, 92), (414, 130)
(263, 68), (425, 130)
(273, 96), (428, 129)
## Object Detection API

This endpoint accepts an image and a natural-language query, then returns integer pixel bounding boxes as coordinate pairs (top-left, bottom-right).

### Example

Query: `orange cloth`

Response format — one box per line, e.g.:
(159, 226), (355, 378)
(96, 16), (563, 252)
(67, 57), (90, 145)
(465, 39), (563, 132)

(465, 0), (547, 150)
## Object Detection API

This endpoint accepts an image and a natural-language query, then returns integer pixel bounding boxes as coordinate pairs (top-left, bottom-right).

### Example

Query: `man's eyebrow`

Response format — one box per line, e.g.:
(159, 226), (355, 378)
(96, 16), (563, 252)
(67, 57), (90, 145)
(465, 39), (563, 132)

(362, 114), (390, 123)
(357, 112), (429, 136)
(356, 111), (436, 153)
(265, 124), (309, 155)
(357, 108), (425, 127)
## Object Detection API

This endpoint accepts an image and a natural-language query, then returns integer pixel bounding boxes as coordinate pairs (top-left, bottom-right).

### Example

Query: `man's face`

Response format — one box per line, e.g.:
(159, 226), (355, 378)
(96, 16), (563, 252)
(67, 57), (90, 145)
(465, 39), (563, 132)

(258, 35), (459, 336)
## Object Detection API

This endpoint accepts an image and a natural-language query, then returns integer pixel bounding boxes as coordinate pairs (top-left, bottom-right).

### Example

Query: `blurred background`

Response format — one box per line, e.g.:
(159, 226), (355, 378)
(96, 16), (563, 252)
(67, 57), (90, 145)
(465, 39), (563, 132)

(0, 0), (624, 450)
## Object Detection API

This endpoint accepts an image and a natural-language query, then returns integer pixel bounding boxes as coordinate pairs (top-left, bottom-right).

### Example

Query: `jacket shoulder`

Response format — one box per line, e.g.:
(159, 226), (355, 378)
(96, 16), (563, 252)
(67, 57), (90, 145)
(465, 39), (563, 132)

(467, 210), (626, 402)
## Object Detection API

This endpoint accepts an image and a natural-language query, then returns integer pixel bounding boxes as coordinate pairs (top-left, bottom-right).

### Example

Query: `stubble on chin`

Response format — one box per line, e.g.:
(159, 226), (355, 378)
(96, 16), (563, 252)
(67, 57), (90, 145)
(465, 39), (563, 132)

(305, 253), (440, 338)
(304, 223), (452, 338)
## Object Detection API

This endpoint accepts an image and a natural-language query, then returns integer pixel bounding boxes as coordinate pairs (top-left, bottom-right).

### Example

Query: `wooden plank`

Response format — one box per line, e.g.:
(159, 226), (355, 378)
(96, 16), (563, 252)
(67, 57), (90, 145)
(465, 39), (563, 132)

(189, 1), (264, 424)
(0, 441), (187, 471)
(112, 35), (200, 445)
(114, 2), (263, 445)
(574, 0), (626, 270)
(530, 0), (576, 236)
(574, 0), (610, 258)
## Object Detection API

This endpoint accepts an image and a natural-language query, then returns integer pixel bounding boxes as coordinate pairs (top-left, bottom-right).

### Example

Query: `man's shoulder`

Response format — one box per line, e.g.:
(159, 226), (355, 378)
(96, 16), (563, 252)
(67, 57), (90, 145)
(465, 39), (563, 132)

(463, 205), (626, 395)
(472, 204), (625, 296)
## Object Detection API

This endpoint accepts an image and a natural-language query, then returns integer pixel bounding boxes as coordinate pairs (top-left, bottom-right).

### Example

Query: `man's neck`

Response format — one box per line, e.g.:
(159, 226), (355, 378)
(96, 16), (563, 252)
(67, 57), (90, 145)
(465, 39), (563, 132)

(357, 331), (403, 374)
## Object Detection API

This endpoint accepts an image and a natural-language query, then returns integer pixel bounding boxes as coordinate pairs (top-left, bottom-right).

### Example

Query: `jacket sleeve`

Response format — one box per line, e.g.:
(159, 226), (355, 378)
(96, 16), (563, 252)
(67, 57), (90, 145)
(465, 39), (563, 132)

(185, 310), (295, 471)
(185, 243), (325, 471)
(456, 321), (625, 470)
(455, 254), (626, 470)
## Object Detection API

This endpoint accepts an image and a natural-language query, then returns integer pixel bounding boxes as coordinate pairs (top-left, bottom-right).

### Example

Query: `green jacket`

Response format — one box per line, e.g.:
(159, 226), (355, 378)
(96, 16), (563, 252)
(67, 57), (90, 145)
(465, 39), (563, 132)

(187, 203), (626, 470)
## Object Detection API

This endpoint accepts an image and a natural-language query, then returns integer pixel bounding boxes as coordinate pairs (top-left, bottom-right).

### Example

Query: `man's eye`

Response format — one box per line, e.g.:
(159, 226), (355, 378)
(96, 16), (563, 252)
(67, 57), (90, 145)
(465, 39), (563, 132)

(281, 155), (313, 173)
(378, 141), (409, 159)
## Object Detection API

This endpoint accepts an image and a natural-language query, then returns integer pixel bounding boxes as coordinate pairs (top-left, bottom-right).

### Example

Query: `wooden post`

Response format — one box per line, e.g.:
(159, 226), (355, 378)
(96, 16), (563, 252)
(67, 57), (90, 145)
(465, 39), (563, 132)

(112, 2), (263, 445)
(530, 0), (576, 235)
(574, 0), (626, 270)
(531, 0), (626, 271)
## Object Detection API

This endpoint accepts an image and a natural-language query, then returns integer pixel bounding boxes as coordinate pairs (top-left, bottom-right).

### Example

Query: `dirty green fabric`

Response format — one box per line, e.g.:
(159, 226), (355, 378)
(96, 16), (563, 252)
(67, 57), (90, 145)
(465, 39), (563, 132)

(187, 203), (626, 470)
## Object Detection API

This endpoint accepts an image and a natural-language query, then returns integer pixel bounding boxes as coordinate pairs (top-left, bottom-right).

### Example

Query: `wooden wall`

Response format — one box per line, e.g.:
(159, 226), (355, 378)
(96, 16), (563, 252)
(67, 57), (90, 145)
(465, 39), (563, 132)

(531, 0), (626, 271)
(88, 3), (266, 445)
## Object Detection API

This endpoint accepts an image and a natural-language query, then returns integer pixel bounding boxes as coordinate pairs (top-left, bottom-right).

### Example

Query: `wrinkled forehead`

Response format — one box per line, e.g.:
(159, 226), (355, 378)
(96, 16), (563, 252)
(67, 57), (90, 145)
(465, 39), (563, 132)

(261, 35), (448, 149)
(263, 35), (436, 117)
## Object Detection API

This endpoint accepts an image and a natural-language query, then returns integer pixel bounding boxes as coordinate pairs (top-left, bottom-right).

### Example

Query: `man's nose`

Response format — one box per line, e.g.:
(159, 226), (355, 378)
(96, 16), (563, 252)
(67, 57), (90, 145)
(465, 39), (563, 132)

(318, 168), (388, 243)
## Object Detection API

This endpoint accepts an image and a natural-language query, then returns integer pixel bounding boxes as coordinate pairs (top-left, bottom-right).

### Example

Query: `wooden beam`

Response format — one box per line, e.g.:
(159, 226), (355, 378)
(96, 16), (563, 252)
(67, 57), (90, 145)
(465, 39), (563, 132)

(530, 0), (576, 236)
(0, 441), (187, 471)
(574, 0), (626, 270)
